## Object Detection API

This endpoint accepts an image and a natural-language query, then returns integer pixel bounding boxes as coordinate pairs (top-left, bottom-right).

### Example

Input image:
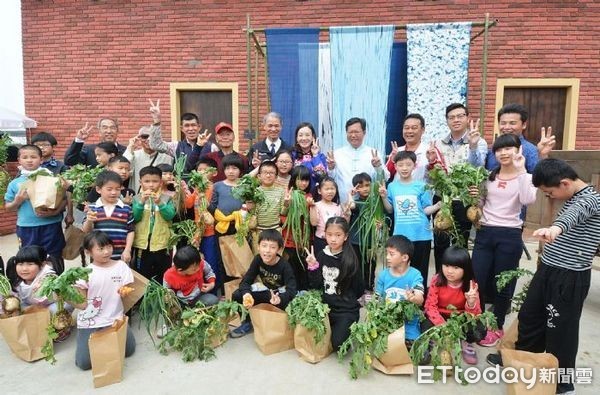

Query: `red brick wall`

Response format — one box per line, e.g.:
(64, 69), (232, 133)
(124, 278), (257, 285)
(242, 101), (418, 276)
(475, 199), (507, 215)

(3, 0), (599, 234)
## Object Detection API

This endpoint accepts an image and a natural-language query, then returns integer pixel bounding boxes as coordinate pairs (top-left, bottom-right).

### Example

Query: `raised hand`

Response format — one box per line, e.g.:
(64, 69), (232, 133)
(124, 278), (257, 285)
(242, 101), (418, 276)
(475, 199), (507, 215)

(468, 118), (481, 148)
(284, 187), (292, 205)
(378, 181), (387, 198)
(464, 280), (478, 306)
(122, 191), (133, 205)
(370, 149), (382, 168)
(76, 122), (94, 141)
(197, 129), (212, 147)
(389, 141), (399, 161)
(537, 126), (556, 159)
(251, 150), (261, 168)
(513, 145), (526, 171)
(310, 138), (320, 156)
(149, 99), (161, 123)
(304, 245), (319, 270)
(326, 150), (335, 170)
(426, 141), (437, 163)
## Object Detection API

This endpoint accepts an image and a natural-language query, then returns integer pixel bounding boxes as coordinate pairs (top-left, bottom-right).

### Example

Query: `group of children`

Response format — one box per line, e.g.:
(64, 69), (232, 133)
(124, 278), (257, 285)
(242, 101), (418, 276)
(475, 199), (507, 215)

(2, 125), (598, 395)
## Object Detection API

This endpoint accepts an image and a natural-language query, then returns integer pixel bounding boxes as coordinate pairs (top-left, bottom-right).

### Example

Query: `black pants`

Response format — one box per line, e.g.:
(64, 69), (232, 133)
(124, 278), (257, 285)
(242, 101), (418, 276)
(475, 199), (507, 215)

(329, 309), (360, 351)
(284, 247), (308, 291)
(433, 199), (472, 274)
(515, 265), (590, 393)
(411, 240), (432, 290)
(134, 248), (171, 282)
(421, 317), (486, 344)
(232, 288), (290, 310)
(471, 226), (522, 328)
(351, 244), (376, 292)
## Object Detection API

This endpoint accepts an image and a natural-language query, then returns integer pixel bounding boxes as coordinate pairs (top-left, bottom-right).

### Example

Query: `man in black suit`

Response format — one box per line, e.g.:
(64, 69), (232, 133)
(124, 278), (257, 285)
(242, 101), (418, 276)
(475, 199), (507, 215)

(64, 118), (127, 167)
(247, 112), (292, 169)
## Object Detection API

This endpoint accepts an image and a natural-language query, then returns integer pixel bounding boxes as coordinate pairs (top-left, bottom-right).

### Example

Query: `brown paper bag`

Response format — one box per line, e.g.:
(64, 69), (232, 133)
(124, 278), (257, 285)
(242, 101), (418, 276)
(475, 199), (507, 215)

(502, 349), (558, 395)
(121, 270), (149, 313)
(89, 316), (128, 388)
(224, 278), (242, 327)
(248, 303), (294, 355)
(25, 175), (64, 210)
(62, 225), (85, 260)
(293, 317), (333, 363)
(499, 319), (519, 350)
(219, 234), (253, 278)
(0, 306), (50, 362)
(372, 327), (414, 375)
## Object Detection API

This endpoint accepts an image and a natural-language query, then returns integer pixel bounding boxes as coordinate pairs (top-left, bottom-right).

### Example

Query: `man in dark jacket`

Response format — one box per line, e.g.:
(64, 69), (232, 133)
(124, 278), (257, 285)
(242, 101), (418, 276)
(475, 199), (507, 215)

(64, 118), (126, 167)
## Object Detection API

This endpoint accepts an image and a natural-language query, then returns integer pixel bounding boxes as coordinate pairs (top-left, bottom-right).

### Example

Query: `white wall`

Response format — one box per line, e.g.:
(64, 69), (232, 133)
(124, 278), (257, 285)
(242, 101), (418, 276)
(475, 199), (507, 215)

(0, 0), (24, 114)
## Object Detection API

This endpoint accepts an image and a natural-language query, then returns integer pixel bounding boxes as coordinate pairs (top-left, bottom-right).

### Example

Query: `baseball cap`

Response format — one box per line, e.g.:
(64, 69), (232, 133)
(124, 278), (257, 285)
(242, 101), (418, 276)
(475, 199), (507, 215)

(215, 122), (234, 134)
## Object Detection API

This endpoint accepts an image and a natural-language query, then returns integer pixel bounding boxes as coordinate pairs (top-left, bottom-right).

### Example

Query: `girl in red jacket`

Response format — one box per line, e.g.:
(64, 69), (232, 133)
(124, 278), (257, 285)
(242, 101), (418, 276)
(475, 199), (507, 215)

(423, 246), (484, 364)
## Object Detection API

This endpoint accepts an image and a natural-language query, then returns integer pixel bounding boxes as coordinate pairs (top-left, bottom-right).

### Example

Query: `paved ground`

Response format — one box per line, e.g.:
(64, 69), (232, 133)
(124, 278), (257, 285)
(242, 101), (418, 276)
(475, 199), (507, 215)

(0, 233), (598, 395)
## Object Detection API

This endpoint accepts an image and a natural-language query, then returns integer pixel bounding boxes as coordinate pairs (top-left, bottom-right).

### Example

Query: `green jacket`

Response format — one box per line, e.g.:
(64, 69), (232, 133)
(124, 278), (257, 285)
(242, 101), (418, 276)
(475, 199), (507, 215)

(132, 193), (176, 251)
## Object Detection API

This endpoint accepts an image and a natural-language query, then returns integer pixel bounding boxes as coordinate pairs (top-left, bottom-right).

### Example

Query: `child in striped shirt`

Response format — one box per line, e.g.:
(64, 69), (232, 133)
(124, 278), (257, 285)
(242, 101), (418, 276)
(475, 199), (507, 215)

(82, 170), (134, 263)
(486, 159), (600, 395)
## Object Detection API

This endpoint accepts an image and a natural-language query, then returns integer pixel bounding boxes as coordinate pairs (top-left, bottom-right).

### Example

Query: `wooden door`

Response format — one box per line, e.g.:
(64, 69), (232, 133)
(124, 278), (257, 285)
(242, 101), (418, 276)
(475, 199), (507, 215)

(503, 88), (566, 149)
(179, 90), (233, 141)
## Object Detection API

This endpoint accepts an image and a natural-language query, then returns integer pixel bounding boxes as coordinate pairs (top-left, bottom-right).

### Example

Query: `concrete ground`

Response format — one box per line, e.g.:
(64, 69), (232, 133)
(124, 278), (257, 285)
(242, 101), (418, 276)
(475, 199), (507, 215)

(0, 233), (598, 395)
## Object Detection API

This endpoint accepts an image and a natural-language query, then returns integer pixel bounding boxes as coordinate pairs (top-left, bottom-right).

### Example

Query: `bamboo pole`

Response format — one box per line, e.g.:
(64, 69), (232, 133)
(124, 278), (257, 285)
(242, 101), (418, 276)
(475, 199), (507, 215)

(243, 20), (495, 33)
(479, 13), (491, 134)
(246, 14), (253, 139)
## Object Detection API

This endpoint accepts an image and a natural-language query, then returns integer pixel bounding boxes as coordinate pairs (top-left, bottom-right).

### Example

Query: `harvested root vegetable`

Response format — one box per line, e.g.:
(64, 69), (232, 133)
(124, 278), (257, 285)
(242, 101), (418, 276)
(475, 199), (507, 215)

(433, 211), (453, 231)
(466, 205), (483, 226)
(51, 309), (73, 332)
(0, 274), (21, 318)
(439, 349), (452, 365)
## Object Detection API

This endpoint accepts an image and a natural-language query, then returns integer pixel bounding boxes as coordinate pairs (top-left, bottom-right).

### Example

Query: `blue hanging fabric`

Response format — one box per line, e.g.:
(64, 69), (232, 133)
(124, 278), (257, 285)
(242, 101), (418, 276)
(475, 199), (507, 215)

(265, 28), (320, 145)
(298, 42), (320, 131)
(406, 22), (472, 142)
(329, 25), (395, 155)
(318, 43), (333, 154)
(386, 42), (408, 149)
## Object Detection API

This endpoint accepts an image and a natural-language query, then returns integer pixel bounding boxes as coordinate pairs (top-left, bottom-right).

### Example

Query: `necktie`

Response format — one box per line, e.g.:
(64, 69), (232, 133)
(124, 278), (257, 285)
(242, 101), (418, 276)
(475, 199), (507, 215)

(270, 143), (276, 156)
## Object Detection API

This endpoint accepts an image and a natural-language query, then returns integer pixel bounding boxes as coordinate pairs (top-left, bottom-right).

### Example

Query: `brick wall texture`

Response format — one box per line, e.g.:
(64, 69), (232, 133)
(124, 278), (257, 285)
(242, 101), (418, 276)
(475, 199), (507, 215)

(1, 0), (598, 234)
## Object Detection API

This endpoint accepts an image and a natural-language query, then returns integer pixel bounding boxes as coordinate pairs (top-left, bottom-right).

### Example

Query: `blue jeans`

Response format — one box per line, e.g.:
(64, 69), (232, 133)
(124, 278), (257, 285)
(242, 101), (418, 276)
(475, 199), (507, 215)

(471, 225), (523, 328)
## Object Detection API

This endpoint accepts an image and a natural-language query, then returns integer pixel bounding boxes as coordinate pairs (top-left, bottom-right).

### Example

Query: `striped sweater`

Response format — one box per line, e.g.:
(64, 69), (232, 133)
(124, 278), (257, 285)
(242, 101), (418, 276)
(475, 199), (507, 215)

(542, 185), (600, 271)
(89, 200), (135, 259)
(256, 185), (286, 229)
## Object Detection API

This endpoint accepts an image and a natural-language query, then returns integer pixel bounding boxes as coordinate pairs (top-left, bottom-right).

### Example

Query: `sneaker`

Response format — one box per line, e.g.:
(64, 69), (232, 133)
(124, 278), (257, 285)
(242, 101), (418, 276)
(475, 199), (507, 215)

(478, 329), (504, 347)
(461, 341), (478, 365)
(486, 352), (503, 367)
(230, 321), (253, 338)
(156, 324), (169, 339)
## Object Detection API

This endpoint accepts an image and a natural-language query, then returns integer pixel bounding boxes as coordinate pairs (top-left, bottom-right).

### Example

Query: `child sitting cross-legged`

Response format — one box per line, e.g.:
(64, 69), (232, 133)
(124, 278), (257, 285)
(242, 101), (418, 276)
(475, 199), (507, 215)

(422, 246), (484, 365)
(374, 235), (425, 349)
(163, 246), (218, 307)
(230, 229), (297, 338)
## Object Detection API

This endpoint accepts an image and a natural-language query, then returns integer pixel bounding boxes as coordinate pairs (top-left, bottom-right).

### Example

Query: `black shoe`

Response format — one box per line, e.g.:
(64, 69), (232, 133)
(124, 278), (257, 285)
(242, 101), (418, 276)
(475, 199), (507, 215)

(486, 352), (503, 367)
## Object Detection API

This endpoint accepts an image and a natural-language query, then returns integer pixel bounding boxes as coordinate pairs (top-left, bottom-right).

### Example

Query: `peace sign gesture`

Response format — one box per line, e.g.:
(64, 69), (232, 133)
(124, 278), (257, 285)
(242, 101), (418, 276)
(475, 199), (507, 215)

(537, 126), (556, 159)
(512, 145), (526, 171)
(310, 138), (321, 156)
(304, 245), (319, 271)
(284, 187), (292, 205)
(76, 122), (94, 141)
(426, 140), (438, 163)
(467, 118), (481, 148)
(389, 141), (399, 161)
(251, 150), (261, 168)
(464, 280), (479, 306)
(326, 150), (336, 170)
(197, 129), (212, 147)
(149, 99), (161, 123)
(371, 149), (382, 168)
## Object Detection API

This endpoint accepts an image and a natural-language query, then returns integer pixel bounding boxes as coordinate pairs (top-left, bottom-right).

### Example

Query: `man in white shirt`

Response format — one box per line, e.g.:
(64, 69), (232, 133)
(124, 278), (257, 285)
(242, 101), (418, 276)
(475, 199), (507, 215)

(248, 112), (292, 169)
(385, 113), (429, 181)
(124, 126), (173, 193)
(327, 117), (390, 205)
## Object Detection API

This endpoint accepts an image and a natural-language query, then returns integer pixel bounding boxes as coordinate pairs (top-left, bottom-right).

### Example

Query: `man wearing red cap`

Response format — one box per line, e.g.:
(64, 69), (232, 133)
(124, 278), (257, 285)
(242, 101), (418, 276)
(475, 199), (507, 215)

(185, 121), (249, 182)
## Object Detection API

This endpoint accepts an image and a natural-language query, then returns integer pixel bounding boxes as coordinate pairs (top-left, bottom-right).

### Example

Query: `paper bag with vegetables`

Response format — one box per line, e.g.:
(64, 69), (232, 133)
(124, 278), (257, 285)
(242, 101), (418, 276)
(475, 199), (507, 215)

(0, 305), (50, 362)
(285, 290), (332, 363)
(218, 235), (253, 278)
(371, 326), (413, 374)
(249, 303), (294, 355)
(89, 316), (128, 388)
(24, 170), (65, 210)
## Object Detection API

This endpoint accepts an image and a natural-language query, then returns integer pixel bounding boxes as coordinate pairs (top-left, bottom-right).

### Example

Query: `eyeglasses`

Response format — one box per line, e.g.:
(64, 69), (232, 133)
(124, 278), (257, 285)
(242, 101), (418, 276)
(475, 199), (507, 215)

(447, 113), (467, 121)
(34, 143), (52, 148)
(277, 160), (292, 164)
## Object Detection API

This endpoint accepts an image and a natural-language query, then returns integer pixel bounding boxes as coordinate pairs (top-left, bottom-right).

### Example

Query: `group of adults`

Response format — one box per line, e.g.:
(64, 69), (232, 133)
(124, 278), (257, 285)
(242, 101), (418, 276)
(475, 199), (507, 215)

(62, 101), (555, 270)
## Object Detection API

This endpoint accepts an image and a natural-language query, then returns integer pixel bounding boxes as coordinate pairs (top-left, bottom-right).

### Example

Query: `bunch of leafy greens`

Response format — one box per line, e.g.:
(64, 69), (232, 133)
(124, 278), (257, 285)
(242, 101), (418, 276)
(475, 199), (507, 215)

(37, 267), (92, 364)
(187, 167), (216, 193)
(410, 310), (497, 383)
(232, 174), (265, 245)
(0, 134), (13, 206)
(0, 274), (21, 318)
(168, 219), (201, 248)
(338, 297), (424, 379)
(285, 290), (330, 344)
(282, 190), (311, 256)
(158, 301), (247, 362)
(62, 164), (103, 204)
(496, 268), (534, 313)
(139, 279), (182, 343)
(171, 154), (188, 217)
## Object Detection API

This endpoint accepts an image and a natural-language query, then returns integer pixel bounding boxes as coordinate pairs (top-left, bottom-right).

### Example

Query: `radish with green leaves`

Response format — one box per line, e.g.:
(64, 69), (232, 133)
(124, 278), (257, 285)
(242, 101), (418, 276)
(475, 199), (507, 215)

(0, 274), (21, 318)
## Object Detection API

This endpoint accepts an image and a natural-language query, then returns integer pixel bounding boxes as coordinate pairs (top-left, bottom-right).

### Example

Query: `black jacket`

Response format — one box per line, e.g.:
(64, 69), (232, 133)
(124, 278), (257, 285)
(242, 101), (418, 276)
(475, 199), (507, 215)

(64, 141), (127, 167)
